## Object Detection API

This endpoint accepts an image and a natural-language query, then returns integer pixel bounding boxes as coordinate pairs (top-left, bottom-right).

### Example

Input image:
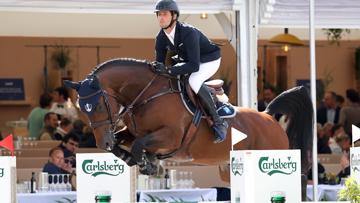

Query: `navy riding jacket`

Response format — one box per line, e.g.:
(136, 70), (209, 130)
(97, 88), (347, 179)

(155, 21), (221, 75)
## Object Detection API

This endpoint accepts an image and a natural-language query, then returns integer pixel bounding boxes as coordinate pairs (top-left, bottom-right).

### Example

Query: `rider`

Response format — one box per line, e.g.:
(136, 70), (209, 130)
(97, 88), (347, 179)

(153, 0), (228, 143)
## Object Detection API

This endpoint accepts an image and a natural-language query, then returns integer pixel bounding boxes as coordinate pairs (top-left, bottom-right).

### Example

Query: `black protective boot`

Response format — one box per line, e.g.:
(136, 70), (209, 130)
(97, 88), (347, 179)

(198, 85), (228, 143)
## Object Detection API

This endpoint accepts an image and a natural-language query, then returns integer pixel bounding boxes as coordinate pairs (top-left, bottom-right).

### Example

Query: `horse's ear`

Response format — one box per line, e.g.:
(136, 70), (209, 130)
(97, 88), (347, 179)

(63, 80), (81, 91)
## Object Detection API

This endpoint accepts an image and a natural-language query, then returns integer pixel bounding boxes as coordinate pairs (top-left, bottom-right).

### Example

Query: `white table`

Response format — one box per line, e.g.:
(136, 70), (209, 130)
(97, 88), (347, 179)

(138, 188), (217, 202)
(17, 191), (76, 203)
(307, 184), (344, 201)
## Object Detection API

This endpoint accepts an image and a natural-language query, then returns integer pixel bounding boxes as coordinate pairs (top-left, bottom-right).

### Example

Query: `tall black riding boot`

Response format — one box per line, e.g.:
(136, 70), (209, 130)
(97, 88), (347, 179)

(198, 85), (228, 143)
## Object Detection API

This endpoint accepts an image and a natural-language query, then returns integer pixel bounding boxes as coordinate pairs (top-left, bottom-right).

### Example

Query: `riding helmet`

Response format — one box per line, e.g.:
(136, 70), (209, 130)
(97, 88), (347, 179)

(154, 0), (180, 16)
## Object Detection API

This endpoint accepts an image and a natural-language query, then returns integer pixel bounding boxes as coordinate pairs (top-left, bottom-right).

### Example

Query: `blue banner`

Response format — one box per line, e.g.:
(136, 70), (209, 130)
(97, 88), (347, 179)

(0, 79), (25, 100)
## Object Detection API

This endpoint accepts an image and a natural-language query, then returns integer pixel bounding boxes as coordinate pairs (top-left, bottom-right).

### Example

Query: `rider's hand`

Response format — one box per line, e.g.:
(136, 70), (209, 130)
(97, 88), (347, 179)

(152, 61), (169, 75)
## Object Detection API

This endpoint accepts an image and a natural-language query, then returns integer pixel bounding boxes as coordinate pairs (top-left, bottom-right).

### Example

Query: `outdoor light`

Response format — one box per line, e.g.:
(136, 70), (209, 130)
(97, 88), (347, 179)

(200, 13), (208, 19)
(269, 28), (304, 51)
(282, 44), (290, 52)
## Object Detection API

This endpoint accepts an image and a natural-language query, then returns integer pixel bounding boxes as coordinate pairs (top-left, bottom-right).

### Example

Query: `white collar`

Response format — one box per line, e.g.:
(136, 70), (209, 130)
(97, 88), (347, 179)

(165, 24), (176, 45)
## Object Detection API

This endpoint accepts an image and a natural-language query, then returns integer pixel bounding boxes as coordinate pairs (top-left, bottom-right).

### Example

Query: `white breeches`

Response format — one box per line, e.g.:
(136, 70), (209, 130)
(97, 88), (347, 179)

(189, 58), (221, 94)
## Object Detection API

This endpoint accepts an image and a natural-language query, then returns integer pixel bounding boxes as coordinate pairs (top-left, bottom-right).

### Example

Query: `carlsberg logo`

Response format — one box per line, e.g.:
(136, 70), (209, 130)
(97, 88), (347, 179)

(0, 168), (3, 178)
(259, 156), (297, 176)
(351, 154), (360, 172)
(82, 159), (124, 177)
(231, 157), (244, 176)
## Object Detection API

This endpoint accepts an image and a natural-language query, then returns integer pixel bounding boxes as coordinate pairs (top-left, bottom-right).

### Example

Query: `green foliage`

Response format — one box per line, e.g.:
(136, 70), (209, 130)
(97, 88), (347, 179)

(52, 45), (71, 70)
(317, 68), (334, 103)
(323, 29), (351, 46)
(338, 177), (360, 203)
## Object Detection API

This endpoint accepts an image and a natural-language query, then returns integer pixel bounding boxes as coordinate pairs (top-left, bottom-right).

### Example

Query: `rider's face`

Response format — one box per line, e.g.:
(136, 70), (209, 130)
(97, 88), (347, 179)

(157, 10), (173, 29)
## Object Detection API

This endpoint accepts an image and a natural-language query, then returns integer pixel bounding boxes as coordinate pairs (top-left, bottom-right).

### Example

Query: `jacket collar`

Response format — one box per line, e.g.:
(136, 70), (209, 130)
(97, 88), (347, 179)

(160, 21), (181, 48)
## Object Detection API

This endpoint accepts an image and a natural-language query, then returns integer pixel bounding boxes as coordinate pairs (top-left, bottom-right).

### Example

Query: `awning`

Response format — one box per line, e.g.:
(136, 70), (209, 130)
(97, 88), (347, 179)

(0, 0), (236, 14)
(259, 0), (360, 28)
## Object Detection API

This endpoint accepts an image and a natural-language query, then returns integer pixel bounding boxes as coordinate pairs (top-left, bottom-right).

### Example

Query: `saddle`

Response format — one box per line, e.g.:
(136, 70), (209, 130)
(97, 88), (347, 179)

(157, 75), (235, 161)
(180, 77), (236, 119)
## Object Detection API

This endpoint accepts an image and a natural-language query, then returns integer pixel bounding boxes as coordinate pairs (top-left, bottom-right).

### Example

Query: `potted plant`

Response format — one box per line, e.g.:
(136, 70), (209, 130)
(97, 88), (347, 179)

(323, 29), (351, 45)
(51, 45), (71, 77)
(338, 177), (360, 203)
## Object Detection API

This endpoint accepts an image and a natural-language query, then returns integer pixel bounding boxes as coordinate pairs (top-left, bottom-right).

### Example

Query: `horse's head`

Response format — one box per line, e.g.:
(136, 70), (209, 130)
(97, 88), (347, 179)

(64, 75), (123, 151)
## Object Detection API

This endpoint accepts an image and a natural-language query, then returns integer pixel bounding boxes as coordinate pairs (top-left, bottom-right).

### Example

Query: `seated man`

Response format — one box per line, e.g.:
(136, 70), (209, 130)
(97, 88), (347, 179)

(53, 117), (73, 141)
(39, 112), (59, 140)
(336, 133), (351, 153)
(58, 133), (79, 168)
(337, 152), (350, 183)
(50, 86), (78, 122)
(27, 93), (52, 140)
(43, 147), (73, 174)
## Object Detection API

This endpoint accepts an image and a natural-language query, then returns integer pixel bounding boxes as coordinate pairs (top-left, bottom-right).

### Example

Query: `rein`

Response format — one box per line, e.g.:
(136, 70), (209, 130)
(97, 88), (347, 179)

(84, 73), (180, 145)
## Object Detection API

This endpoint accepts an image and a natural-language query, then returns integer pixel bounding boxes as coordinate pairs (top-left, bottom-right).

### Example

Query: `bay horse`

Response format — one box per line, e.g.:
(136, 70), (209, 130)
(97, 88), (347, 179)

(64, 58), (313, 180)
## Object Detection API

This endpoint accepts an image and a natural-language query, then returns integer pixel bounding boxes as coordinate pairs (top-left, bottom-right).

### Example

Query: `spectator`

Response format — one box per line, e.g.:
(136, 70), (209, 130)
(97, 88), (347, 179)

(329, 124), (343, 154)
(336, 133), (351, 153)
(336, 94), (345, 108)
(336, 152), (350, 183)
(317, 124), (332, 154)
(43, 147), (73, 174)
(27, 93), (53, 140)
(317, 91), (341, 125)
(70, 119), (85, 141)
(59, 133), (79, 167)
(339, 89), (360, 138)
(307, 163), (326, 184)
(50, 86), (78, 122)
(53, 117), (73, 141)
(39, 112), (59, 140)
(258, 85), (276, 112)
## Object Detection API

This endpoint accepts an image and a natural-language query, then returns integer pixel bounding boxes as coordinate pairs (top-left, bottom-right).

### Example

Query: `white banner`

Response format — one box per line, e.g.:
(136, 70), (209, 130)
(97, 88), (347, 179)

(350, 147), (360, 183)
(0, 156), (17, 203)
(230, 150), (301, 203)
(76, 153), (134, 203)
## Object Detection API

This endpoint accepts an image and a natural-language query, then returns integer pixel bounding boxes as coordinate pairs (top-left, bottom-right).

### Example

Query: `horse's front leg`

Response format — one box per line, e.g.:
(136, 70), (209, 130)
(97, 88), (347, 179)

(131, 127), (182, 175)
(110, 146), (137, 166)
(106, 128), (137, 167)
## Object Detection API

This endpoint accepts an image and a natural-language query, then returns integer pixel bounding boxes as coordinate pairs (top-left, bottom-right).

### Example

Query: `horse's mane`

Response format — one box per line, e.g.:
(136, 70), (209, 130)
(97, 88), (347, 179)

(90, 58), (151, 75)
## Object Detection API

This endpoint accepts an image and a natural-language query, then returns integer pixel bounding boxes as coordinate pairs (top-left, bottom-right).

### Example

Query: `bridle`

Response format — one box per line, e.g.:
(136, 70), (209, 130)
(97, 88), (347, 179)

(79, 72), (179, 151)
(79, 88), (121, 132)
(78, 74), (161, 149)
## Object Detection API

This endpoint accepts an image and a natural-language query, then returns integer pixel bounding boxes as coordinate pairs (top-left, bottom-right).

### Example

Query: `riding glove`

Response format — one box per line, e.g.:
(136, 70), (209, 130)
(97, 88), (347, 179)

(152, 62), (169, 74)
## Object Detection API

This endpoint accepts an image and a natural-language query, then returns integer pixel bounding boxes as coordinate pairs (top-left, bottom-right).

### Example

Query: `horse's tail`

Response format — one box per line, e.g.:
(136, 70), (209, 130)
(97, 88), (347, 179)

(265, 86), (313, 173)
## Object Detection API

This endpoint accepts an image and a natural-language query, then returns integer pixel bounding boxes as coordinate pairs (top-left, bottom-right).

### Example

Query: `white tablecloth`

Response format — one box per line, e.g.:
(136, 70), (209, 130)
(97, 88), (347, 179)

(17, 191), (76, 203)
(138, 188), (217, 202)
(307, 184), (344, 201)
